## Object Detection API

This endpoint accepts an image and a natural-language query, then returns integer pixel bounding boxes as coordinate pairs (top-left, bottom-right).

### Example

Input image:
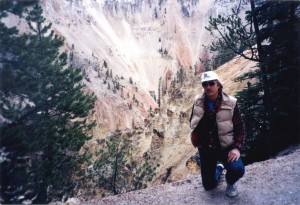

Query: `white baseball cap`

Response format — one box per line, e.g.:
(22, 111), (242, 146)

(200, 71), (221, 83)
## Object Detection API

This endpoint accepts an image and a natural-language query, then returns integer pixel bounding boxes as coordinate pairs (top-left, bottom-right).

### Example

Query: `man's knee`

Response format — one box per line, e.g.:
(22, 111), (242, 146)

(234, 165), (245, 178)
(227, 161), (245, 178)
(203, 182), (217, 191)
(201, 176), (218, 190)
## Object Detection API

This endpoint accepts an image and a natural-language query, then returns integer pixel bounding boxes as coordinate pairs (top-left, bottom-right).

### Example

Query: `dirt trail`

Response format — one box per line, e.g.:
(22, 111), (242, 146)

(82, 145), (300, 205)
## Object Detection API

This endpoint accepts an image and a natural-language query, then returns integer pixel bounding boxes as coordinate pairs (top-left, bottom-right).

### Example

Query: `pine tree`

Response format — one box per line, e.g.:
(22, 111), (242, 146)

(177, 67), (184, 86)
(205, 6), (257, 63)
(154, 7), (158, 18)
(103, 59), (107, 68)
(130, 155), (159, 190)
(0, 4), (96, 203)
(252, 0), (300, 154)
(234, 81), (268, 163)
(86, 132), (159, 195)
(90, 132), (130, 195)
(106, 68), (109, 78)
(158, 77), (161, 107)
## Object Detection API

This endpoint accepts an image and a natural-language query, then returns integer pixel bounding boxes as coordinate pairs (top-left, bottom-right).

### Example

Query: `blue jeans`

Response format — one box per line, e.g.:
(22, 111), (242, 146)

(198, 147), (245, 190)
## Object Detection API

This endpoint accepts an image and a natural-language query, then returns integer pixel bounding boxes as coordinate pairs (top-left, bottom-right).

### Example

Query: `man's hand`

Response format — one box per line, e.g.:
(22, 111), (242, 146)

(228, 148), (240, 162)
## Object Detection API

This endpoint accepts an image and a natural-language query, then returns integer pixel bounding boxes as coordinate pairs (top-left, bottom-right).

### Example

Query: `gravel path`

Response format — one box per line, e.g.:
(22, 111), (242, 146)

(84, 145), (300, 205)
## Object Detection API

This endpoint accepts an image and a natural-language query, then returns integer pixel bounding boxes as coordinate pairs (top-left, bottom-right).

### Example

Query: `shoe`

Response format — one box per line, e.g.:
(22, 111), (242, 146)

(215, 163), (224, 183)
(216, 163), (224, 170)
(226, 182), (237, 197)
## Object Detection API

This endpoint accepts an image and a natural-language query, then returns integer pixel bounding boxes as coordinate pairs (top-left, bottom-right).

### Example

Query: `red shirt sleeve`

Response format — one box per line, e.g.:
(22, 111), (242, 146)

(232, 103), (247, 151)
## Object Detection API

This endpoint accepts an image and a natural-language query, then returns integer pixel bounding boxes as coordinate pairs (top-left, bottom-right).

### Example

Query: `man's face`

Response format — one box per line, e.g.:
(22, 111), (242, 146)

(202, 80), (220, 99)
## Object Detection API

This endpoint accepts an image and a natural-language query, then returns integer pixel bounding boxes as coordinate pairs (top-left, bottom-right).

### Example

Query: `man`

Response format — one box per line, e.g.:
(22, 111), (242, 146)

(189, 71), (246, 197)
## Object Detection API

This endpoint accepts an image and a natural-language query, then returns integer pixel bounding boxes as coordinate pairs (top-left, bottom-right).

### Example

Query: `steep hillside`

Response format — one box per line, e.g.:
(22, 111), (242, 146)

(39, 0), (249, 133)
(34, 0), (253, 187)
(64, 144), (300, 205)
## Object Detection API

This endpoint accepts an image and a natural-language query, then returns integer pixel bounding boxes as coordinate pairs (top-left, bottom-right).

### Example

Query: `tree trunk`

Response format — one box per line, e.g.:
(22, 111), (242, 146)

(250, 0), (272, 124)
(250, 0), (278, 158)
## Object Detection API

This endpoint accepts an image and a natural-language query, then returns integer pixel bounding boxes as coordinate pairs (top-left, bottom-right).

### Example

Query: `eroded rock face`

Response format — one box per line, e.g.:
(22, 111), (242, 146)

(40, 0), (241, 132)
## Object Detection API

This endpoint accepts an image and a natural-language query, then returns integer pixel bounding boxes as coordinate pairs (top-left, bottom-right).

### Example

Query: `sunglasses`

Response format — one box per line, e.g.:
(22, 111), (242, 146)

(202, 81), (216, 87)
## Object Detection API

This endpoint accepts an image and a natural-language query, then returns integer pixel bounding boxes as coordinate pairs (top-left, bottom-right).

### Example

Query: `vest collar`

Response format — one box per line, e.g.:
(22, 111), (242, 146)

(220, 92), (232, 109)
(196, 91), (232, 109)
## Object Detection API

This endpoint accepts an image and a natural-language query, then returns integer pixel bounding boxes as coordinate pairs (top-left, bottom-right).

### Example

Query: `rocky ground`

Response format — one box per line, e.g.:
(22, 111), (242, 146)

(61, 144), (300, 205)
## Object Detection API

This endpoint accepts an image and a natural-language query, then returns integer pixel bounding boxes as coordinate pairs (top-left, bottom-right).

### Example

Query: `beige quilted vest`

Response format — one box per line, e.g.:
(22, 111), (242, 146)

(190, 92), (237, 149)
